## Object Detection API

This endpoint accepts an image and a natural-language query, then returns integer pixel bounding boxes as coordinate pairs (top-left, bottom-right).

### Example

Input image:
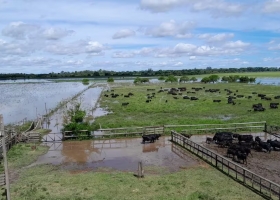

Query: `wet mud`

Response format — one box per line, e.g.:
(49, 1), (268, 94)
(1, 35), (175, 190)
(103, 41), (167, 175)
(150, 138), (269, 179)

(34, 137), (202, 172)
(200, 133), (280, 185)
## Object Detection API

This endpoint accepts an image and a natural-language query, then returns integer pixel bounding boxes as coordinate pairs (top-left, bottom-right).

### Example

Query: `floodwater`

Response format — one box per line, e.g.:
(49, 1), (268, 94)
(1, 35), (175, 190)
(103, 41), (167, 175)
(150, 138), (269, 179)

(0, 82), (87, 124)
(41, 86), (106, 132)
(33, 137), (202, 172)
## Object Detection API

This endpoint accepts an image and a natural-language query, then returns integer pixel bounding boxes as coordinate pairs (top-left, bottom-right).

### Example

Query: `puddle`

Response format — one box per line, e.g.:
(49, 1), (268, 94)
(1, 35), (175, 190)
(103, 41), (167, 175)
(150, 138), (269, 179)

(33, 137), (201, 172)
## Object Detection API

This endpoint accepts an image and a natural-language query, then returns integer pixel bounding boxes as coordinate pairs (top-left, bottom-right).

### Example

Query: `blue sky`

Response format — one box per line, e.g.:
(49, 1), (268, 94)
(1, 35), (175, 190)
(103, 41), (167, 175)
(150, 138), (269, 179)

(0, 0), (280, 73)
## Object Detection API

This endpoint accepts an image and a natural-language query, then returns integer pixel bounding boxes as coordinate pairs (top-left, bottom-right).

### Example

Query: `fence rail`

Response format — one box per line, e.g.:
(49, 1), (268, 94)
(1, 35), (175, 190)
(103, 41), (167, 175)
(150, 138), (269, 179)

(265, 125), (280, 139)
(171, 131), (280, 200)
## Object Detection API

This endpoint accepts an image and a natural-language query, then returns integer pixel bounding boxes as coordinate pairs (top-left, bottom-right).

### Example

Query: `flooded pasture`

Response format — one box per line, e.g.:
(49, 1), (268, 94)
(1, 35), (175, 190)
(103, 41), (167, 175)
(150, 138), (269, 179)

(0, 82), (88, 124)
(33, 137), (202, 172)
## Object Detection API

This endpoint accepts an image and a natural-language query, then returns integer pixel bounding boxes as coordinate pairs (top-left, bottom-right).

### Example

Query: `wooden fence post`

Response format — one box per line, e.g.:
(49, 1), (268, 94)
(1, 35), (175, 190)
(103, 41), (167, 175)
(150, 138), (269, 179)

(0, 115), (11, 200)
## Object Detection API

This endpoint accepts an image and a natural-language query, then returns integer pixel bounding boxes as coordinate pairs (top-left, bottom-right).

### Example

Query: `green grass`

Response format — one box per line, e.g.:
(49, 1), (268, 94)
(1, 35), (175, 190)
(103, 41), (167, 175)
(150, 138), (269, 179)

(94, 82), (280, 129)
(11, 165), (264, 200)
(7, 144), (48, 169)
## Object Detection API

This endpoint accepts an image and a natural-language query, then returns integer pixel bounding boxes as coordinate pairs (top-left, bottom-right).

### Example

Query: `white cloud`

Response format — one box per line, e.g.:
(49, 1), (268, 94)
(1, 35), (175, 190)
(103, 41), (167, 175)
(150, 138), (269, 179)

(2, 22), (73, 40)
(189, 56), (196, 60)
(223, 40), (250, 48)
(198, 33), (234, 43)
(2, 22), (39, 40)
(39, 27), (74, 40)
(262, 0), (280, 13)
(140, 0), (245, 17)
(268, 40), (280, 50)
(112, 52), (134, 58)
(112, 29), (135, 39)
(145, 20), (195, 38)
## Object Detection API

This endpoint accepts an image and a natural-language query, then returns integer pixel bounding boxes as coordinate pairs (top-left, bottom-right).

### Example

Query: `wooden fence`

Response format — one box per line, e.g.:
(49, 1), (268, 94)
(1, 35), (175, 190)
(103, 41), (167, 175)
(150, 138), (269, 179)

(95, 121), (266, 138)
(171, 131), (280, 200)
(165, 121), (266, 135)
(265, 125), (280, 139)
(95, 125), (164, 138)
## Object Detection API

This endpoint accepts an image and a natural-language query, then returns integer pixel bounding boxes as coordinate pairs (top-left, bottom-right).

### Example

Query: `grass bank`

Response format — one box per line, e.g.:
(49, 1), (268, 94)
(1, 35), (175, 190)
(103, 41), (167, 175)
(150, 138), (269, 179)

(7, 144), (48, 170)
(11, 165), (263, 200)
(94, 82), (280, 129)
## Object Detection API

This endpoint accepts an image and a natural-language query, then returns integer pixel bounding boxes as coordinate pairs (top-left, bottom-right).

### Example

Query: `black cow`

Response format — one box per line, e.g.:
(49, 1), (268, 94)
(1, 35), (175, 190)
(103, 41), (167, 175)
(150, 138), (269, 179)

(206, 137), (213, 144)
(190, 97), (198, 101)
(213, 100), (221, 103)
(270, 103), (279, 109)
(234, 151), (247, 164)
(267, 140), (280, 150)
(238, 135), (253, 143)
(181, 133), (192, 138)
(255, 137), (272, 153)
(183, 96), (190, 99)
(122, 102), (129, 106)
(142, 134), (161, 144)
(213, 132), (233, 141)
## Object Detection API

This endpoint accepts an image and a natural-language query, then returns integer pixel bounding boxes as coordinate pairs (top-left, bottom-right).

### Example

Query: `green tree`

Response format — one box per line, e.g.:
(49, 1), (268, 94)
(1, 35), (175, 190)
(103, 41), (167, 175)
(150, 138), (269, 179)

(190, 77), (197, 82)
(201, 77), (210, 83)
(82, 78), (89, 85)
(249, 77), (256, 83)
(208, 75), (220, 83)
(165, 75), (178, 83)
(158, 76), (165, 81)
(107, 77), (114, 82)
(221, 76), (229, 82)
(179, 75), (190, 83)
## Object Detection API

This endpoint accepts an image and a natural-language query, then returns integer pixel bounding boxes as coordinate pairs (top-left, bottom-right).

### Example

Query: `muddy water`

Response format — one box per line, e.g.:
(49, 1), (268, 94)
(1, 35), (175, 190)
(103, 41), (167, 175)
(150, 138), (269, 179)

(34, 137), (201, 172)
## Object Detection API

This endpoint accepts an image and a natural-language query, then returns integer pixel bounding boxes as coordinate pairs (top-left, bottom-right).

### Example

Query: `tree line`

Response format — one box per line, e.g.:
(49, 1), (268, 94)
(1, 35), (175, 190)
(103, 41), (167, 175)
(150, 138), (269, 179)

(0, 67), (279, 80)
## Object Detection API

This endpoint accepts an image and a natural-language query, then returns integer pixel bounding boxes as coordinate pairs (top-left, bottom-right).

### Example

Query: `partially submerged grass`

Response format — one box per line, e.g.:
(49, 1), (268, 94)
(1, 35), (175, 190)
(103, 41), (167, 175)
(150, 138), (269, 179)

(7, 144), (48, 169)
(11, 165), (263, 200)
(94, 82), (280, 129)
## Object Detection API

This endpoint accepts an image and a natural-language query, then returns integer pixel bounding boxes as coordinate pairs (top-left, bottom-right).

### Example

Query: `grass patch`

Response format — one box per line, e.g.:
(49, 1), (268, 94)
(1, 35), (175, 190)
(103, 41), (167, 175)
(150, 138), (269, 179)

(11, 165), (263, 200)
(94, 82), (280, 130)
(7, 144), (48, 169)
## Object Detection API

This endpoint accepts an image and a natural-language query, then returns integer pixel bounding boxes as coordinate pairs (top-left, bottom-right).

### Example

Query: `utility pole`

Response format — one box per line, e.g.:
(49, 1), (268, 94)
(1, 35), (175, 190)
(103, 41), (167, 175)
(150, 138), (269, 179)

(0, 115), (11, 200)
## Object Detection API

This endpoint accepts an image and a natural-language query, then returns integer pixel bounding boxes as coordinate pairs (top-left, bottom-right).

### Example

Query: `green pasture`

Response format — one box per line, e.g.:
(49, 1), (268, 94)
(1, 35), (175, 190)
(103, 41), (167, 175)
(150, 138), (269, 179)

(11, 164), (263, 200)
(94, 82), (280, 129)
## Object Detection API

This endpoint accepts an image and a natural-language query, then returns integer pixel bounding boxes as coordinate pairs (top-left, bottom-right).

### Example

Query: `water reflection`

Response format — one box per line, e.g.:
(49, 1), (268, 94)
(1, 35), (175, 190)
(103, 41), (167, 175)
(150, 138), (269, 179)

(34, 136), (200, 171)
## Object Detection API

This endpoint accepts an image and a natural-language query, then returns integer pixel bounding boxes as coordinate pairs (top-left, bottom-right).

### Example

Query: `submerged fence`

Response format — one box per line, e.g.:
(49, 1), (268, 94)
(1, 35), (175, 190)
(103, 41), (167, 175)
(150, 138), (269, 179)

(171, 131), (280, 200)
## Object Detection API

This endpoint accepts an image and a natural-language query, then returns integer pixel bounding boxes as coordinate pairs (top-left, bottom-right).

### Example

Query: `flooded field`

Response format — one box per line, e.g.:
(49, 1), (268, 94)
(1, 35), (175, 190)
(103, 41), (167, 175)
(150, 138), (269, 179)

(42, 86), (106, 132)
(0, 82), (88, 124)
(33, 137), (202, 172)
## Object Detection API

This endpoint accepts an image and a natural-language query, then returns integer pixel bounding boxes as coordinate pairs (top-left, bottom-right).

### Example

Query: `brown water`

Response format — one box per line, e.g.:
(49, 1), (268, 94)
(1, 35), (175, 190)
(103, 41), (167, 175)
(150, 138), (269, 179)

(33, 137), (201, 172)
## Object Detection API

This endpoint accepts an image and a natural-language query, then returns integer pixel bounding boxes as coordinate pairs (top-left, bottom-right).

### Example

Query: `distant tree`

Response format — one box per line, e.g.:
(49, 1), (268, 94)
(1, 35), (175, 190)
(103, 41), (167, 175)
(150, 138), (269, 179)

(82, 78), (89, 85)
(208, 75), (220, 83)
(221, 76), (229, 82)
(107, 77), (114, 83)
(158, 76), (165, 81)
(190, 77), (197, 82)
(201, 77), (210, 83)
(179, 75), (189, 83)
(134, 77), (150, 84)
(239, 76), (250, 83)
(165, 75), (178, 83)
(249, 77), (256, 83)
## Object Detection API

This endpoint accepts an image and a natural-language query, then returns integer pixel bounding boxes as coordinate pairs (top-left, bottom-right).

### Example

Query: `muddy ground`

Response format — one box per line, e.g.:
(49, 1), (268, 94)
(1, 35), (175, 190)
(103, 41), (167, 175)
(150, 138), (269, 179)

(34, 136), (203, 173)
(203, 141), (280, 185)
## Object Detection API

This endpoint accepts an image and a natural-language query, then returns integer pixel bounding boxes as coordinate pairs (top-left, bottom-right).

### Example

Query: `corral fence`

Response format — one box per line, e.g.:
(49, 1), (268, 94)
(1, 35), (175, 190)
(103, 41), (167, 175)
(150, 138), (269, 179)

(171, 131), (280, 200)
(95, 125), (164, 138)
(265, 125), (280, 139)
(95, 121), (266, 138)
(165, 121), (266, 135)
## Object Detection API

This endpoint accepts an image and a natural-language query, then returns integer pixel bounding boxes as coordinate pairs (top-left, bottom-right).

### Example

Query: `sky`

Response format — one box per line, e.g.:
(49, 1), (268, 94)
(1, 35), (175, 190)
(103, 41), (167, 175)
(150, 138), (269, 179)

(0, 0), (280, 73)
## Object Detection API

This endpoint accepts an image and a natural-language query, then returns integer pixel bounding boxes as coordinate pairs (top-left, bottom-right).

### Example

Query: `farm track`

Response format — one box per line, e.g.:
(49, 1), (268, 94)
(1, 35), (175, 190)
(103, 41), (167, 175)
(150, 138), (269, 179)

(204, 142), (280, 185)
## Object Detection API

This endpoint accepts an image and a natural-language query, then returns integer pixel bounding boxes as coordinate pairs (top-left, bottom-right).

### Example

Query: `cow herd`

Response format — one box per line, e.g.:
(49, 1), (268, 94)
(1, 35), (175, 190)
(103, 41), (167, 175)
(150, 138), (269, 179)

(104, 87), (280, 112)
(206, 132), (280, 164)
